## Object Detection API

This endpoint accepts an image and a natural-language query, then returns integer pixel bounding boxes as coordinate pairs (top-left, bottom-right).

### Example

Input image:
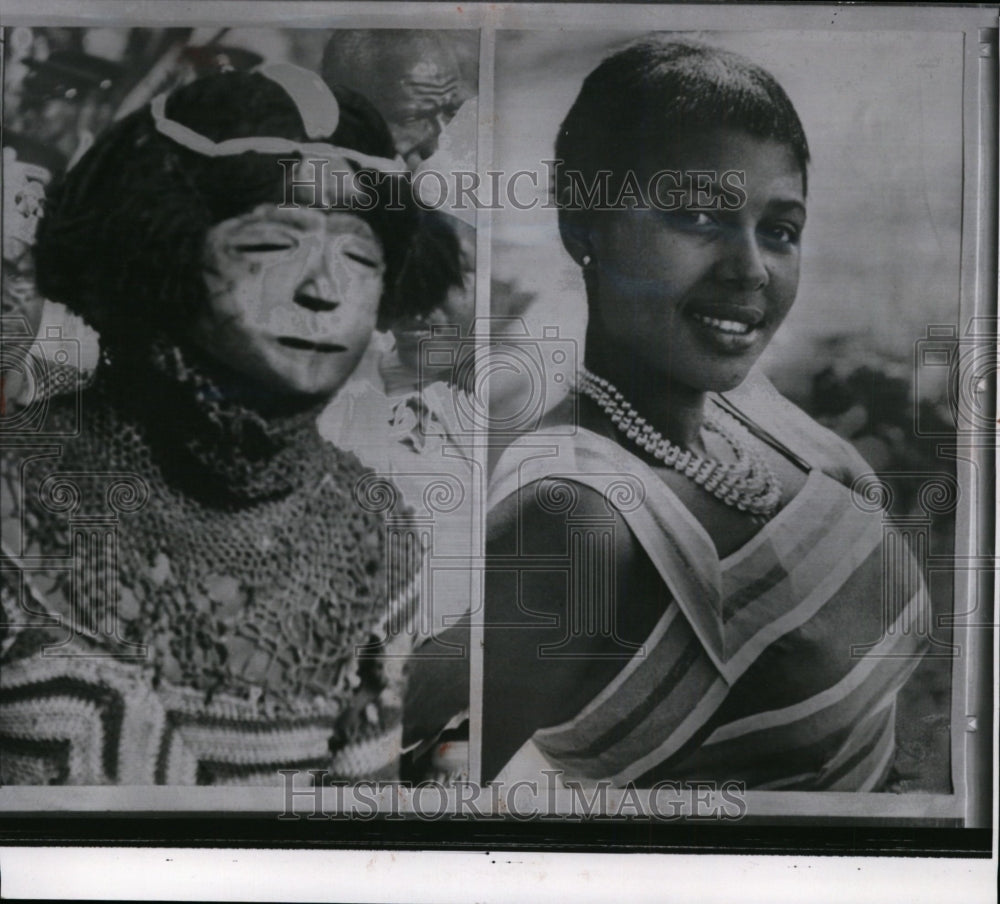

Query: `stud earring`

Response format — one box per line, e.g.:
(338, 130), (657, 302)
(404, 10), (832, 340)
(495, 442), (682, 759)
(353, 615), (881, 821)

(582, 254), (593, 268)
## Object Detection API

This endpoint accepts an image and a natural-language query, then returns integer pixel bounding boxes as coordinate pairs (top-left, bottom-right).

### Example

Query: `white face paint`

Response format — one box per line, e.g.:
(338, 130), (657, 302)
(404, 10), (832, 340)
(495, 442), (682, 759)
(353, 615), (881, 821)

(193, 204), (384, 398)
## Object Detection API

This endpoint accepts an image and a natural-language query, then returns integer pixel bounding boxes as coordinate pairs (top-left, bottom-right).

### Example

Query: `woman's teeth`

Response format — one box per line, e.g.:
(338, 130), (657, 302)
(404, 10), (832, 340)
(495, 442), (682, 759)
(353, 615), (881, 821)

(689, 313), (753, 335)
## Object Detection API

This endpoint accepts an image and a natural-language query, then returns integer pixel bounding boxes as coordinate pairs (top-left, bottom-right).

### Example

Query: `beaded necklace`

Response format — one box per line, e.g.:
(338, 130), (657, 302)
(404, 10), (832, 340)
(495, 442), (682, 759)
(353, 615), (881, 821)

(576, 367), (782, 519)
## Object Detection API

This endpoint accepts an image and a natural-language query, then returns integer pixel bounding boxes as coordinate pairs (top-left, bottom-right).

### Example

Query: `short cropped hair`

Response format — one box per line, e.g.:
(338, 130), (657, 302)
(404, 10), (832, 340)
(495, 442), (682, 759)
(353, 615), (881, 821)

(35, 69), (461, 346)
(554, 37), (810, 250)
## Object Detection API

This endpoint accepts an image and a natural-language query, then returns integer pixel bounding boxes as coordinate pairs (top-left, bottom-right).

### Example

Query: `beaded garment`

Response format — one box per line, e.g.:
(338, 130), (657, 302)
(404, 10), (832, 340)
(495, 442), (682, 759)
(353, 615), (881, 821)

(1, 340), (420, 785)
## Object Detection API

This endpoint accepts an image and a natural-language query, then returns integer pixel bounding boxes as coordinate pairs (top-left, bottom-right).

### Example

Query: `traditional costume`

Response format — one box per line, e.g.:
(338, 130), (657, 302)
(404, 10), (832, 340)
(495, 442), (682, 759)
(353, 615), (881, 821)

(1, 340), (418, 785)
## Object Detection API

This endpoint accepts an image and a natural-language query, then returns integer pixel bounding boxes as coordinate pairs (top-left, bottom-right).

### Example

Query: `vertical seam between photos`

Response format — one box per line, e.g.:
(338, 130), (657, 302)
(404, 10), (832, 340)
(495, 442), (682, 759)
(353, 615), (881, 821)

(467, 10), (496, 788)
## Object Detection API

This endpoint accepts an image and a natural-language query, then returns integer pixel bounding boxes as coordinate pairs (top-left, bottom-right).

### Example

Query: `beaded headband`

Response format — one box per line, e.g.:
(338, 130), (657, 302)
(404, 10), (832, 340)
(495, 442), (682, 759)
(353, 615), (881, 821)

(149, 61), (407, 175)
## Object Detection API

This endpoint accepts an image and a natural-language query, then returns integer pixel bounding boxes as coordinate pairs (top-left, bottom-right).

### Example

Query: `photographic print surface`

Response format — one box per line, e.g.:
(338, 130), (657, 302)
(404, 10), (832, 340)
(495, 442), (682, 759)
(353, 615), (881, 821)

(0, 1), (994, 852)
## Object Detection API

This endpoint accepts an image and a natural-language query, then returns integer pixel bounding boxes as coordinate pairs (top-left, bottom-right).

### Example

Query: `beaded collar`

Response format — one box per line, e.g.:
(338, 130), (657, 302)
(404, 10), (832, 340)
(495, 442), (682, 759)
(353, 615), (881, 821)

(94, 335), (330, 505)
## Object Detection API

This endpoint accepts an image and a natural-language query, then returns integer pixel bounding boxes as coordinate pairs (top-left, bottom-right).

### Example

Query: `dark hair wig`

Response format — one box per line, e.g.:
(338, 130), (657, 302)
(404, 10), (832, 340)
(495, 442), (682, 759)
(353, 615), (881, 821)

(554, 37), (810, 254)
(35, 69), (462, 347)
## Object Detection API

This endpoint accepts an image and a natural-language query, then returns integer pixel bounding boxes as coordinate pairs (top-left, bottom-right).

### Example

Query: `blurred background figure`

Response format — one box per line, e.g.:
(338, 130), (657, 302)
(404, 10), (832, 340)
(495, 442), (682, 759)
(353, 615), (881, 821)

(321, 28), (472, 171)
(15, 50), (122, 169)
(382, 216), (476, 395)
(1, 141), (52, 405)
(0, 136), (90, 412)
(2, 141), (53, 327)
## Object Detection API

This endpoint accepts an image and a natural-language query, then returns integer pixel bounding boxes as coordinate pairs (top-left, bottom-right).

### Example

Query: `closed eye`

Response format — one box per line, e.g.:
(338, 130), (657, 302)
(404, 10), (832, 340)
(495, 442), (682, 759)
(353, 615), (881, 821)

(345, 251), (381, 269)
(233, 242), (296, 253)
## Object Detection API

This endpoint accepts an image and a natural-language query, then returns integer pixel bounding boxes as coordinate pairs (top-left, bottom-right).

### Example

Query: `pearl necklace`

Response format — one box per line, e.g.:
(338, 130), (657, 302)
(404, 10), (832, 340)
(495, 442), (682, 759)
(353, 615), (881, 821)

(576, 367), (783, 519)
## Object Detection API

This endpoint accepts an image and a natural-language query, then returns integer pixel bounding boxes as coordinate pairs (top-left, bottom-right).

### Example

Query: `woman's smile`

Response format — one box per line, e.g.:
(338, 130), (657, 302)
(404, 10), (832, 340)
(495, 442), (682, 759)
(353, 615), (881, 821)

(684, 299), (767, 352)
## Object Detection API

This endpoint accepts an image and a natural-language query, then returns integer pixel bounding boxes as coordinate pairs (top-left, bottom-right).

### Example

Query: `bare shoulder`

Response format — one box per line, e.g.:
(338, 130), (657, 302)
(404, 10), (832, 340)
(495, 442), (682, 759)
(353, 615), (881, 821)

(483, 474), (664, 778)
(487, 474), (640, 564)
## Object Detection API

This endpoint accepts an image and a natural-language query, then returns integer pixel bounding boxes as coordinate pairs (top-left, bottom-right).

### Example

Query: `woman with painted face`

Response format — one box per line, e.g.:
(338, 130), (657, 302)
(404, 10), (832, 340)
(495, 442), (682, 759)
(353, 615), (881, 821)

(0, 65), (460, 785)
(484, 39), (932, 790)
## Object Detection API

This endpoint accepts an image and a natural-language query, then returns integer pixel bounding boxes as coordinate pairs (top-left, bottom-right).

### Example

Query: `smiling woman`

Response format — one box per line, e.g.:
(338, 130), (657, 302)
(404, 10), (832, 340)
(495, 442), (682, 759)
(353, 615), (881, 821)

(484, 38), (933, 791)
(0, 64), (462, 786)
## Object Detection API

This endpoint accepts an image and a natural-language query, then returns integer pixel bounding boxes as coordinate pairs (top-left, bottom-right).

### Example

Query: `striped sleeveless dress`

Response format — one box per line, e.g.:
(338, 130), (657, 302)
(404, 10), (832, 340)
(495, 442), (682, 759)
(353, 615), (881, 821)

(488, 403), (930, 791)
